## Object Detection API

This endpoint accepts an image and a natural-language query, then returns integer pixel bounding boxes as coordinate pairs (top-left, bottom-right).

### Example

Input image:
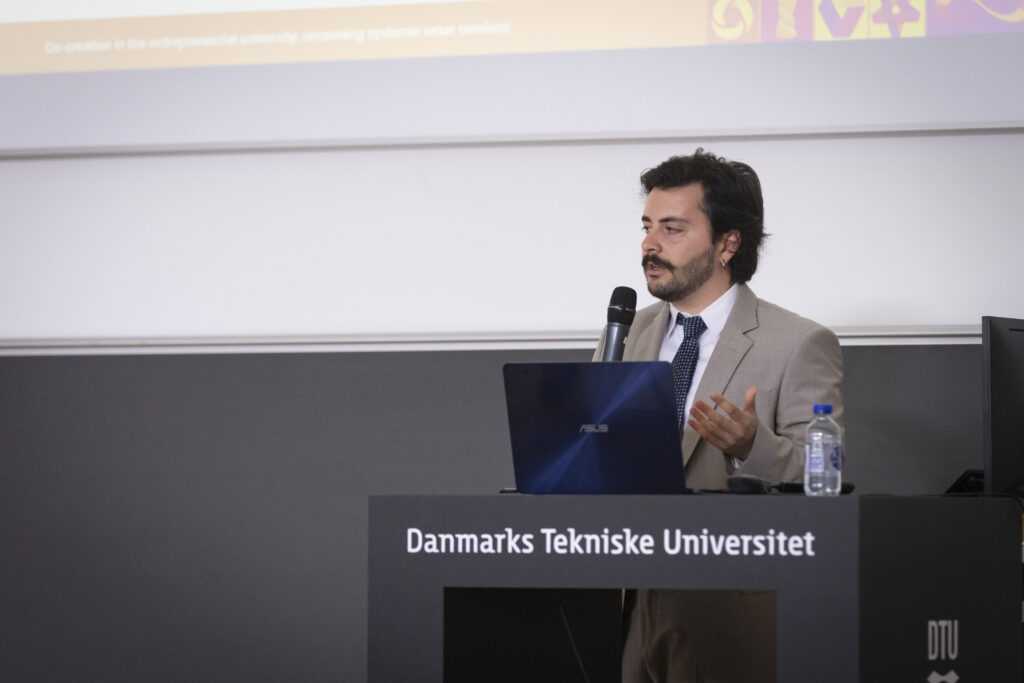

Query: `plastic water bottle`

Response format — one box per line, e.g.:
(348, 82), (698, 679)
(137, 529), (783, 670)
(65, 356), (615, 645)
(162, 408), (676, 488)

(804, 404), (842, 496)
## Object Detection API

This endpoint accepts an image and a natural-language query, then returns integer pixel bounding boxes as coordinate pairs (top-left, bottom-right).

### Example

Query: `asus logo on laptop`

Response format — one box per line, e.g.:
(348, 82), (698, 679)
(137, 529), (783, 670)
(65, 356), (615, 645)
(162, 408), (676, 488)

(579, 424), (609, 433)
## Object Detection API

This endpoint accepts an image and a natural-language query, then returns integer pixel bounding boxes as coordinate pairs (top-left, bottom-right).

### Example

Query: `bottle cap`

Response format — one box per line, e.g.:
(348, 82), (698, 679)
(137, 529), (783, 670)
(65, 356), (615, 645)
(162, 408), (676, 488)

(813, 404), (833, 414)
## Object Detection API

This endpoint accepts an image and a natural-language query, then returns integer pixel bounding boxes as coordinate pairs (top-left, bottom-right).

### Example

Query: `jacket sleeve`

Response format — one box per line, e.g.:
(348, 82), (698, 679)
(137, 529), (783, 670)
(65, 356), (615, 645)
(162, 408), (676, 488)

(735, 324), (844, 483)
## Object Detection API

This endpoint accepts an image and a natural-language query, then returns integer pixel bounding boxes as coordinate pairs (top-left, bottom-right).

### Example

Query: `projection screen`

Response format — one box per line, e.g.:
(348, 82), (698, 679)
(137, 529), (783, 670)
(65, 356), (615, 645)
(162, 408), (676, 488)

(2, 0), (1023, 155)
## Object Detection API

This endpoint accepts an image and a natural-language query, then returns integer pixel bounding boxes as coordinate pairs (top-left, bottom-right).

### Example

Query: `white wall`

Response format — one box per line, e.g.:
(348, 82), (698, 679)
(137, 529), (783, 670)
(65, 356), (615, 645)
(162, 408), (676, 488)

(2, 129), (1023, 350)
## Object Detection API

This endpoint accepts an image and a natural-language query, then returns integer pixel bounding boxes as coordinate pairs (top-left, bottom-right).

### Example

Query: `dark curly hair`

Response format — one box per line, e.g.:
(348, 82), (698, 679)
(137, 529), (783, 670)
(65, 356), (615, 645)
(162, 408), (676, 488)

(640, 149), (766, 284)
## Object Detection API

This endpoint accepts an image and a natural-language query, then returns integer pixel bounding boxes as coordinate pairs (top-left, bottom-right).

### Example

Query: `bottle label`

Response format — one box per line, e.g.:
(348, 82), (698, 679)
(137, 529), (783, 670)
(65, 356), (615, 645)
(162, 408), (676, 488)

(829, 445), (842, 471)
(806, 443), (825, 473)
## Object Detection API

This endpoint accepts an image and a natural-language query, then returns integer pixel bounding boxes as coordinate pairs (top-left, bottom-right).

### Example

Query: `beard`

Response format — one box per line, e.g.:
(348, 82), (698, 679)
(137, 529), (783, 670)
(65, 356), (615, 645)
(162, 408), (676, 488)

(642, 243), (717, 304)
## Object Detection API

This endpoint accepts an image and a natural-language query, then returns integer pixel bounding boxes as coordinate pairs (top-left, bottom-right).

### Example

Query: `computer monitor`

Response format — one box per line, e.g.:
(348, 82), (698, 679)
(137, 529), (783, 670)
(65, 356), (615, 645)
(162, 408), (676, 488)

(982, 316), (1024, 496)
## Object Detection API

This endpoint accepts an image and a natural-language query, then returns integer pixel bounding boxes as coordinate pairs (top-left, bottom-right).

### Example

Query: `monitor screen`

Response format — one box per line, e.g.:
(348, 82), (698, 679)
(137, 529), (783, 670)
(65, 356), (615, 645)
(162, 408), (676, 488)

(982, 316), (1024, 495)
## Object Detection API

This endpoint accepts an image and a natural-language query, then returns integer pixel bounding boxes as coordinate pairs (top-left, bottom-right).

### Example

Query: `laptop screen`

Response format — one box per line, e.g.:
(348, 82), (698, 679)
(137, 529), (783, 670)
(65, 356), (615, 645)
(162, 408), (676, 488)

(503, 362), (687, 494)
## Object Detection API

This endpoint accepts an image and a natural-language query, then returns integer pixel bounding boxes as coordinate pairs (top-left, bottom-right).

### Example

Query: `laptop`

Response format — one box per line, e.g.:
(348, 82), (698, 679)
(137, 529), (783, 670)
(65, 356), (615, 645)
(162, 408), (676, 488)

(502, 362), (687, 494)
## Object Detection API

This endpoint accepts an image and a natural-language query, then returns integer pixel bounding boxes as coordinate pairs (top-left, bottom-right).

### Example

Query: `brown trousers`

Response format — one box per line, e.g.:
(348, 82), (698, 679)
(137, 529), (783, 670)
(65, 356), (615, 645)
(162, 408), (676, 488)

(621, 589), (777, 683)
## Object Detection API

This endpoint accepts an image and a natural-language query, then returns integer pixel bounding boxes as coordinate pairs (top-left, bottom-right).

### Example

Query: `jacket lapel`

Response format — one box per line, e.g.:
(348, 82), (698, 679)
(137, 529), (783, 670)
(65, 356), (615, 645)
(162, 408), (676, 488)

(681, 285), (759, 465)
(630, 303), (672, 361)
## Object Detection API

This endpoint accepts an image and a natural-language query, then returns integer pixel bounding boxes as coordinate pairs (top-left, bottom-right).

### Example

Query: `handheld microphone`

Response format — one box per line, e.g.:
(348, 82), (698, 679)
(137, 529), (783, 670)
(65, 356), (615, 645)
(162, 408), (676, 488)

(600, 286), (637, 362)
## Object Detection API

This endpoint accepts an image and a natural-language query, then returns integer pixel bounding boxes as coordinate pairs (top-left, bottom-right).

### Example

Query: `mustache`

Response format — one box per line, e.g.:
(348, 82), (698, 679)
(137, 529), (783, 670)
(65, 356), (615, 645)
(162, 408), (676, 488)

(642, 253), (674, 270)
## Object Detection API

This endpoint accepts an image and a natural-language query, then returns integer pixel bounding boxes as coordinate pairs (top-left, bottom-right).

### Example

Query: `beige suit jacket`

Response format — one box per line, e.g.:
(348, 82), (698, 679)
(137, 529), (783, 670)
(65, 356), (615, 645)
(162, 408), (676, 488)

(598, 284), (843, 491)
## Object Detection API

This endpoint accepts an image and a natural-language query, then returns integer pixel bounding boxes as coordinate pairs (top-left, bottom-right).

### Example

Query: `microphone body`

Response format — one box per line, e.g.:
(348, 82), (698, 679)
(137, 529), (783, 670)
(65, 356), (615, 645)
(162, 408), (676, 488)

(600, 286), (637, 362)
(600, 322), (631, 362)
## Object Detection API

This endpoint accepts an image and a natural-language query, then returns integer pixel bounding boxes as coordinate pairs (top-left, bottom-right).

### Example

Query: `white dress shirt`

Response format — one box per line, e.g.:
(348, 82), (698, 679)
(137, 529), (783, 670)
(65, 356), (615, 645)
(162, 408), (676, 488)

(657, 284), (739, 420)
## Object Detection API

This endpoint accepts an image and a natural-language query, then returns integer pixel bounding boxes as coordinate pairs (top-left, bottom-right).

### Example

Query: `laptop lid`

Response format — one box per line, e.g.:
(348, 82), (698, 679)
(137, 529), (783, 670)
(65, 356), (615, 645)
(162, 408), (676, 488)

(502, 361), (687, 494)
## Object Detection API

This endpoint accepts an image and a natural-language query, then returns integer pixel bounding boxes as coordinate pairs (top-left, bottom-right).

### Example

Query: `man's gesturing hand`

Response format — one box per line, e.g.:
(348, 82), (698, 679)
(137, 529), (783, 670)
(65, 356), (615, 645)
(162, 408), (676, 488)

(688, 386), (759, 461)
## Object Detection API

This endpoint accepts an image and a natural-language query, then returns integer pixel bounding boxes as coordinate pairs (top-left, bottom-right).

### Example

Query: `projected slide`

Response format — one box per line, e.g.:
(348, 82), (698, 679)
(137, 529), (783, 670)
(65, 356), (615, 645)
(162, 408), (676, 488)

(2, 0), (1022, 75)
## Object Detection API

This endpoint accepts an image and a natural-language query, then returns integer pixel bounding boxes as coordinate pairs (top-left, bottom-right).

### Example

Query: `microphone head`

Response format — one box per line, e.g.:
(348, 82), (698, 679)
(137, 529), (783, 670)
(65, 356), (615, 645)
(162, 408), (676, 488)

(607, 286), (637, 325)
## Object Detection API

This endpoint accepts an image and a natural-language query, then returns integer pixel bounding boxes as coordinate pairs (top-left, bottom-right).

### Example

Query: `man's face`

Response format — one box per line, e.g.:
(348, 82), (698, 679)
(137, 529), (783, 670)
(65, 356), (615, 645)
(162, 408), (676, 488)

(640, 184), (719, 306)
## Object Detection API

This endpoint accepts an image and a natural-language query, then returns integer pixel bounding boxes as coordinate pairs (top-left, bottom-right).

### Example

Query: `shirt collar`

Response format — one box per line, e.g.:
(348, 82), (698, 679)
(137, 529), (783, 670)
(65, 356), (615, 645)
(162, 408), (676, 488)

(666, 283), (739, 338)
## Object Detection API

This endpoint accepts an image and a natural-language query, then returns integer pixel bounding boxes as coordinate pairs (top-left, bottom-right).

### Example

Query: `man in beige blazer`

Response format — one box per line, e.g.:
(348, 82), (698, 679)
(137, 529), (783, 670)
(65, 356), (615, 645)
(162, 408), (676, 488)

(603, 150), (844, 683)
(621, 284), (843, 491)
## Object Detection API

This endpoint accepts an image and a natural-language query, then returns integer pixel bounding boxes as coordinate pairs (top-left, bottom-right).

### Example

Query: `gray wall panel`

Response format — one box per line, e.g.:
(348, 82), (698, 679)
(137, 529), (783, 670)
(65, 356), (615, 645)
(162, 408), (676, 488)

(0, 345), (982, 681)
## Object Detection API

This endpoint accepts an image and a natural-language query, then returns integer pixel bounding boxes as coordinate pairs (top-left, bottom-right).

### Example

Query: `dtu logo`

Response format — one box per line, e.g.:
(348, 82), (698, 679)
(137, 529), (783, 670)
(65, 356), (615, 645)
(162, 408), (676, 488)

(928, 619), (958, 660)
(578, 424), (609, 433)
(927, 619), (958, 683)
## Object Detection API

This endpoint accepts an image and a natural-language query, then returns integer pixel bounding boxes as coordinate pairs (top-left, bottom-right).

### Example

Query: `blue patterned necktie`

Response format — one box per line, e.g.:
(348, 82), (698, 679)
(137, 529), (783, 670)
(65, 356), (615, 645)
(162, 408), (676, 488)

(671, 314), (707, 426)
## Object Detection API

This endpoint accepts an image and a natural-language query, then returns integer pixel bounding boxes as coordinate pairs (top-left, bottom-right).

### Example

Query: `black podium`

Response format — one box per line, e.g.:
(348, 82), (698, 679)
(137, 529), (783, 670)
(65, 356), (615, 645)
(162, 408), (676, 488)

(368, 494), (1021, 682)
